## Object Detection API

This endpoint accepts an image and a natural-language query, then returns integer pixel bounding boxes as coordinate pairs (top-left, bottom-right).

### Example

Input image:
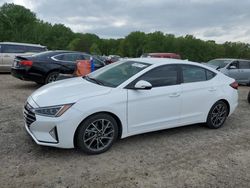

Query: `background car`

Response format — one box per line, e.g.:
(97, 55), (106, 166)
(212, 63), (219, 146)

(24, 58), (238, 154)
(105, 55), (121, 64)
(0, 42), (47, 72)
(11, 50), (105, 84)
(141, 53), (181, 59)
(206, 58), (250, 85)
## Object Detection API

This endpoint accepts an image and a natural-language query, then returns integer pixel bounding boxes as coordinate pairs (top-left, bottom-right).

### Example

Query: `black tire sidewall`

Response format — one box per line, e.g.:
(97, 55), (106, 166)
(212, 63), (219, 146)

(206, 101), (228, 129)
(45, 71), (59, 84)
(76, 113), (118, 155)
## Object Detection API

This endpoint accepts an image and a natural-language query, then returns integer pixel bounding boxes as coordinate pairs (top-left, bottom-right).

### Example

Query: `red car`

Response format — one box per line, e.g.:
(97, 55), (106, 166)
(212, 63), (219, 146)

(141, 53), (181, 59)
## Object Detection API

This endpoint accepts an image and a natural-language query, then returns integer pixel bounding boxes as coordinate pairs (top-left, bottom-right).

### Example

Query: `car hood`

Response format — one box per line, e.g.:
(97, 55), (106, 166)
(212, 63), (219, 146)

(30, 77), (112, 107)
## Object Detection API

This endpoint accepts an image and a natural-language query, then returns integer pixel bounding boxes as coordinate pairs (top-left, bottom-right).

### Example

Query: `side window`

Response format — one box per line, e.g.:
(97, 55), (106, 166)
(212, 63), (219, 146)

(2, 44), (25, 53)
(182, 65), (206, 83)
(25, 46), (46, 53)
(239, 61), (250, 69)
(229, 61), (239, 69)
(63, 53), (83, 61)
(93, 58), (104, 66)
(135, 65), (179, 87)
(206, 70), (216, 80)
(53, 53), (84, 62)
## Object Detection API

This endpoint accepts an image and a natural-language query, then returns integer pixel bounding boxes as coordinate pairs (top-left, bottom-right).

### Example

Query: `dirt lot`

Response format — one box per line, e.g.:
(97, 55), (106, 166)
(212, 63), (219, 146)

(0, 74), (250, 188)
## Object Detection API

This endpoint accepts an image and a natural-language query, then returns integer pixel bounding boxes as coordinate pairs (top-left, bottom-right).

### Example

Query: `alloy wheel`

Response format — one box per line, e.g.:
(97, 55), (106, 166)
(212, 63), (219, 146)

(83, 119), (115, 152)
(47, 72), (59, 83)
(210, 103), (227, 127)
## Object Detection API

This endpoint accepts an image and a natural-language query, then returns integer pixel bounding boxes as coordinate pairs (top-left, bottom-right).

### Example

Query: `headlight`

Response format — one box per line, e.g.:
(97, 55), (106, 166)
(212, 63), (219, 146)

(32, 103), (74, 117)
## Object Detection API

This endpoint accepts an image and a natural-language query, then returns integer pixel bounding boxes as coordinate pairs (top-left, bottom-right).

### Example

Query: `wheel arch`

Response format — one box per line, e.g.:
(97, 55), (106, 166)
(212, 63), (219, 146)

(208, 99), (230, 118)
(73, 111), (123, 148)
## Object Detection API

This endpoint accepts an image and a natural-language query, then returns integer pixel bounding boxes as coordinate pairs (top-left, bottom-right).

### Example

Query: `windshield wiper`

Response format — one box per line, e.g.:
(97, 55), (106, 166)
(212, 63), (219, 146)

(85, 75), (104, 86)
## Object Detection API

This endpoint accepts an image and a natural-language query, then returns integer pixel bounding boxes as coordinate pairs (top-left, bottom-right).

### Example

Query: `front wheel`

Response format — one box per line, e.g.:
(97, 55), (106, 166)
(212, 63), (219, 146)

(76, 113), (118, 154)
(206, 101), (228, 129)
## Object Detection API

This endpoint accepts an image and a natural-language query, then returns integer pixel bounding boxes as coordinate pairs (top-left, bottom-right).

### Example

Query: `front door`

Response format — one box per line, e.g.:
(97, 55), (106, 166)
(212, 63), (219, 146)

(127, 64), (181, 133)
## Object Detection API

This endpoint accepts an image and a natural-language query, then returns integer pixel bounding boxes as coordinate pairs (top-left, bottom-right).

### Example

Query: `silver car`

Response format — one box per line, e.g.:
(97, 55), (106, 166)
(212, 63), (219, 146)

(206, 58), (250, 85)
(0, 42), (47, 72)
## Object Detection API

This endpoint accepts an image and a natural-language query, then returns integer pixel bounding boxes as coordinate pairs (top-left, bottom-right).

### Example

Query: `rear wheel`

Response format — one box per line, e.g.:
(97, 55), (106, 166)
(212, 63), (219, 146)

(76, 113), (118, 154)
(206, 101), (228, 129)
(45, 71), (59, 84)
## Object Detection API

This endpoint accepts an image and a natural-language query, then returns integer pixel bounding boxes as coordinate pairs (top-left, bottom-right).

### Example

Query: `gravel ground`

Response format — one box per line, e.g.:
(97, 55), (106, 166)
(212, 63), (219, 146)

(0, 74), (250, 188)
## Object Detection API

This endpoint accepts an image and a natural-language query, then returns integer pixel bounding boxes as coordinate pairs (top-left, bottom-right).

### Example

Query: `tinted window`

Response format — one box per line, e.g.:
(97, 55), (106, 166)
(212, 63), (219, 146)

(2, 44), (26, 53)
(25, 46), (46, 53)
(182, 65), (206, 83)
(229, 61), (239, 69)
(206, 70), (216, 80)
(1, 44), (46, 53)
(135, 65), (179, 87)
(239, 61), (250, 69)
(207, 59), (232, 68)
(54, 53), (84, 62)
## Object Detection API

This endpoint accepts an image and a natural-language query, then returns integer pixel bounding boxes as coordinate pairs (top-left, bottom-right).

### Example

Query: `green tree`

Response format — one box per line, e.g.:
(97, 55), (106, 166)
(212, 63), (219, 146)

(90, 43), (101, 55)
(0, 3), (36, 42)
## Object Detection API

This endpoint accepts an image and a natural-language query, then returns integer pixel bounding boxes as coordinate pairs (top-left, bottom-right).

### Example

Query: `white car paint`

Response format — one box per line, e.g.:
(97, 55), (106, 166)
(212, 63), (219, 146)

(24, 58), (238, 149)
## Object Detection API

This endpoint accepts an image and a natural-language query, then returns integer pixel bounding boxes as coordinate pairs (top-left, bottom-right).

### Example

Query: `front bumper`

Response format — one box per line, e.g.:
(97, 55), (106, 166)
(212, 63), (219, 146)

(24, 100), (84, 149)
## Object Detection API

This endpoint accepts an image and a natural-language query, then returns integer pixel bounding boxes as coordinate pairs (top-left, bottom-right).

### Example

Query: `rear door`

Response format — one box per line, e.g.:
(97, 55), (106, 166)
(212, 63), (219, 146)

(238, 61), (250, 84)
(52, 53), (85, 73)
(180, 65), (217, 124)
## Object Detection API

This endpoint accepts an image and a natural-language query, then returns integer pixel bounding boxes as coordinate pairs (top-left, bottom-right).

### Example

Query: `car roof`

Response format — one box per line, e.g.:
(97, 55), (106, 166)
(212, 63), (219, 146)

(212, 58), (250, 61)
(0, 42), (46, 48)
(127, 58), (217, 71)
(129, 57), (192, 65)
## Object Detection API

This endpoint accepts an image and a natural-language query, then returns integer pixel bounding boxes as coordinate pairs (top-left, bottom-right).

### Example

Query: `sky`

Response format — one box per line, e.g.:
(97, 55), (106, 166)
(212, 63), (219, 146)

(1, 0), (250, 43)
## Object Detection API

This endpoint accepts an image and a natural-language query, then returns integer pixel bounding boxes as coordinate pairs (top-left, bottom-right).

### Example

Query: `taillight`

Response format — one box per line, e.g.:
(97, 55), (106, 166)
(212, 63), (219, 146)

(20, 60), (33, 67)
(230, 81), (238, 90)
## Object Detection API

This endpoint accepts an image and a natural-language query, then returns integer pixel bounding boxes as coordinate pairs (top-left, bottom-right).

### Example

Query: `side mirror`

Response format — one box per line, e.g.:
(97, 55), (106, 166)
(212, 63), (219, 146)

(134, 80), (152, 90)
(229, 65), (237, 69)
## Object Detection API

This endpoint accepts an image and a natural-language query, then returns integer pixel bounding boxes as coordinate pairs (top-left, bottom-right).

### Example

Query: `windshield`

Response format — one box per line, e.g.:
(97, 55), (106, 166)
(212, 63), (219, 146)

(207, 59), (232, 68)
(85, 60), (151, 87)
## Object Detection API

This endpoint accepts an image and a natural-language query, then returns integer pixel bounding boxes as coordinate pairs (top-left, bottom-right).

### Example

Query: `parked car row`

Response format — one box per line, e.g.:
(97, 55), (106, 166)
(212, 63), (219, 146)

(1, 41), (247, 155)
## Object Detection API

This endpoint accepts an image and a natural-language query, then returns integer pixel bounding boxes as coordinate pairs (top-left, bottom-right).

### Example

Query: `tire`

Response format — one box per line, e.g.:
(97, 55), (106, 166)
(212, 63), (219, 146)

(76, 113), (118, 155)
(45, 71), (59, 84)
(248, 91), (250, 104)
(206, 101), (228, 129)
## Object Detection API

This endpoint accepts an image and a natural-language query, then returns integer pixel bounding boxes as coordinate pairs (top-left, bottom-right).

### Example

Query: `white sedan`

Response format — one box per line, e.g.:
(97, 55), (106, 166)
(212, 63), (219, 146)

(24, 58), (238, 154)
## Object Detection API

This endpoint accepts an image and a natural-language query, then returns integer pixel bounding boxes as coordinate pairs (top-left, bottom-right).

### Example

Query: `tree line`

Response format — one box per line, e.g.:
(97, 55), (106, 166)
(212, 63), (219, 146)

(1, 3), (250, 62)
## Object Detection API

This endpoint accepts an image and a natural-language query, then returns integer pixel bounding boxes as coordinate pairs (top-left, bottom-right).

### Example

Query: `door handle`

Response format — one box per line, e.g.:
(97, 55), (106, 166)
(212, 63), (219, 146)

(208, 87), (216, 92)
(168, 92), (180, 97)
(4, 55), (10, 57)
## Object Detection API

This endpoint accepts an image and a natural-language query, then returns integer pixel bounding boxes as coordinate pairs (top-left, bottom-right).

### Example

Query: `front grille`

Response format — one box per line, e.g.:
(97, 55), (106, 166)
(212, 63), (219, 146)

(23, 103), (36, 127)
